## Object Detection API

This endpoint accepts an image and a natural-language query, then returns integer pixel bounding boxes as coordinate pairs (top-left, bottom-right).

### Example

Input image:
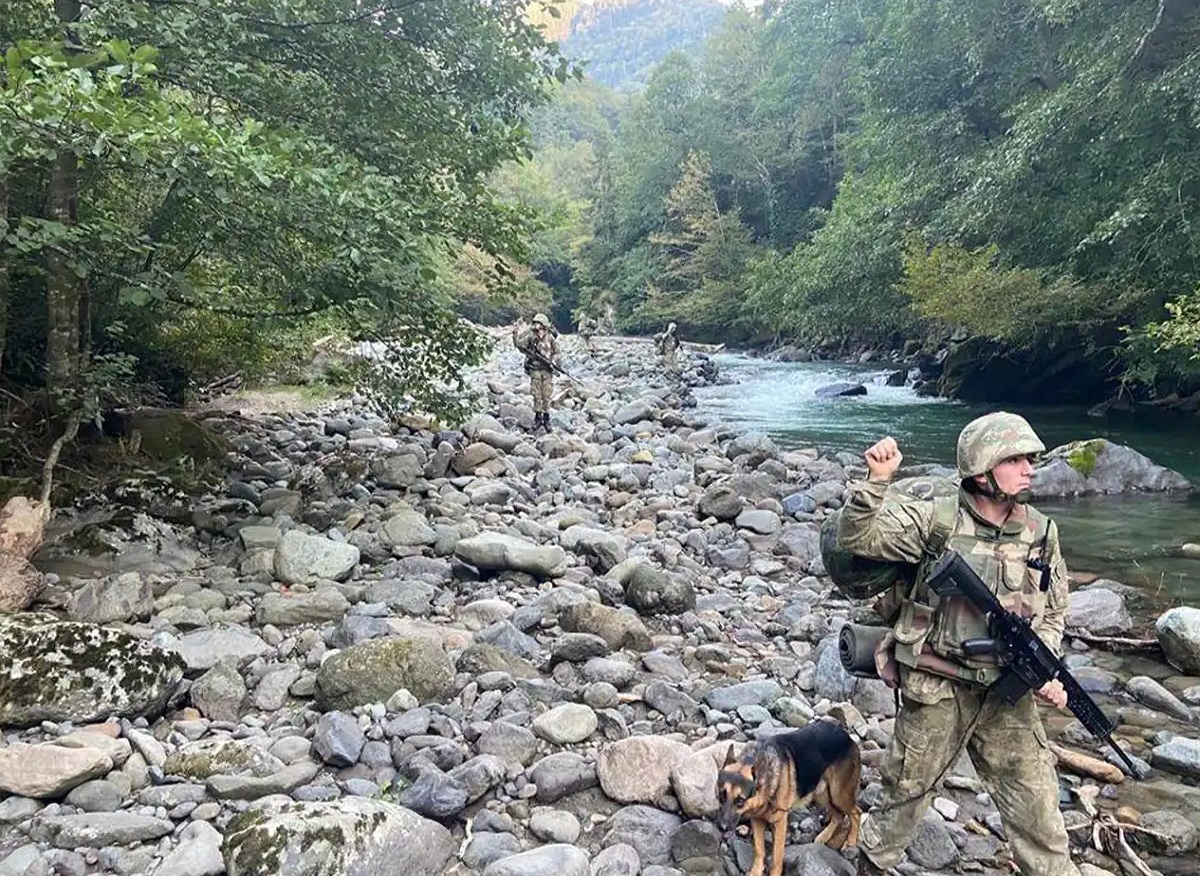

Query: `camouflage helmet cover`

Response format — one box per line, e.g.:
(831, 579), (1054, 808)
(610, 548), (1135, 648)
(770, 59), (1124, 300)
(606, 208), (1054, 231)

(956, 411), (1045, 479)
(532, 313), (550, 327)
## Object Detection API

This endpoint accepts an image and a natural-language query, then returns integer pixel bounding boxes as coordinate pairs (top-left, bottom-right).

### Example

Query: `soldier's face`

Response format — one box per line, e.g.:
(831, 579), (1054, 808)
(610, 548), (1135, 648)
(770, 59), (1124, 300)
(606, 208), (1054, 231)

(989, 453), (1036, 495)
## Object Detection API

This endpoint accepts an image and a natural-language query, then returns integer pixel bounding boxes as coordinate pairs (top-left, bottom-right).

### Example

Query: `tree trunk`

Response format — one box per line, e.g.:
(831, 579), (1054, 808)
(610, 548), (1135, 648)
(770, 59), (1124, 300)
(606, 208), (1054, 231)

(0, 170), (9, 377)
(45, 0), (84, 391)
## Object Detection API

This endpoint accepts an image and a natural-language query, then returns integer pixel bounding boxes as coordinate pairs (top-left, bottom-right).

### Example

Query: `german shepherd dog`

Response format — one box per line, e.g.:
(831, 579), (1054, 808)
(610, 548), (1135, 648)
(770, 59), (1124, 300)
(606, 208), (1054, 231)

(716, 721), (862, 876)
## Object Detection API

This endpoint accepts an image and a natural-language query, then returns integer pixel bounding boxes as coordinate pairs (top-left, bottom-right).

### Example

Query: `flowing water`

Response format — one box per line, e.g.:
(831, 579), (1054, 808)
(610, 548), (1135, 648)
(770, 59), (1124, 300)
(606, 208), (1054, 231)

(693, 354), (1200, 609)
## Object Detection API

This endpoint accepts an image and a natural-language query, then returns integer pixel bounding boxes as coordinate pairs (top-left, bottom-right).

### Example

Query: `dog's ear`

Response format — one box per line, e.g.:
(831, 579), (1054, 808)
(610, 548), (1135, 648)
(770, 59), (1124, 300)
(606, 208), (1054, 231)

(722, 743), (737, 767)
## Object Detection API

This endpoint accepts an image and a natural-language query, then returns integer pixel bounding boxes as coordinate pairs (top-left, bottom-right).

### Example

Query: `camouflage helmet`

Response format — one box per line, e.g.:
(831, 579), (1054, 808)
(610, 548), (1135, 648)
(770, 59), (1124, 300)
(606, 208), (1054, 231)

(667, 321), (677, 332)
(532, 313), (550, 327)
(956, 412), (1045, 479)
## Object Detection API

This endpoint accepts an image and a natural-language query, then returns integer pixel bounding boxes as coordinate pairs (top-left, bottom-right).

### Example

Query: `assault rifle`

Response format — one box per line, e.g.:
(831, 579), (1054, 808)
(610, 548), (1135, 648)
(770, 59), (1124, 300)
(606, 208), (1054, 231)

(926, 550), (1140, 776)
(519, 341), (582, 386)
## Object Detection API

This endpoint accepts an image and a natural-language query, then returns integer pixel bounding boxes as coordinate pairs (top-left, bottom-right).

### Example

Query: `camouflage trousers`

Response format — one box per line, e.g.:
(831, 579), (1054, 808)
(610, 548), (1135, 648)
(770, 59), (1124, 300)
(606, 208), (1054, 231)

(860, 674), (1079, 876)
(662, 347), (678, 371)
(529, 369), (553, 413)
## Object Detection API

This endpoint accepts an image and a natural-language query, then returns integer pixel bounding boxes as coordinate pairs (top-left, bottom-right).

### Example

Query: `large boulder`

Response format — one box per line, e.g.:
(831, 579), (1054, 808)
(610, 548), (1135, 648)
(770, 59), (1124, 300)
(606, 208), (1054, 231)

(0, 613), (183, 728)
(1031, 439), (1192, 498)
(1156, 607), (1200, 675)
(316, 635), (454, 710)
(224, 797), (454, 876)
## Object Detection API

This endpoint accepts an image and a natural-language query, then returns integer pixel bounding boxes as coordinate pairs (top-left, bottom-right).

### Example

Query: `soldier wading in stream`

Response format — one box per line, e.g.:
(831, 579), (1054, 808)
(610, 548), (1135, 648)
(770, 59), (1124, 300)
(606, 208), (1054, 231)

(839, 411), (1080, 876)
(512, 313), (560, 434)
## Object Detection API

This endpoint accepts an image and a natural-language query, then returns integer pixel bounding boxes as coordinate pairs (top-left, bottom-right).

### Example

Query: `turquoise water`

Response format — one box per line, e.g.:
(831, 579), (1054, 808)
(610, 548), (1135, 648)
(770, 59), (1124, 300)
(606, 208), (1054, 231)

(694, 355), (1200, 608)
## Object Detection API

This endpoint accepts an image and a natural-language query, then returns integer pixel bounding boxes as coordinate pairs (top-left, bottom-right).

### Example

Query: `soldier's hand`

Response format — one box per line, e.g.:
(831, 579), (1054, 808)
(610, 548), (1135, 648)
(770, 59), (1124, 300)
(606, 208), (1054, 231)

(1035, 679), (1068, 709)
(864, 436), (903, 482)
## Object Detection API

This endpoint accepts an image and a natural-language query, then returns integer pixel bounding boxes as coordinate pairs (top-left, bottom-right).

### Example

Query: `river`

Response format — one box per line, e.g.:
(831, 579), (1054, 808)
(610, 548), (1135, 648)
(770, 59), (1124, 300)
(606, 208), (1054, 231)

(693, 354), (1200, 610)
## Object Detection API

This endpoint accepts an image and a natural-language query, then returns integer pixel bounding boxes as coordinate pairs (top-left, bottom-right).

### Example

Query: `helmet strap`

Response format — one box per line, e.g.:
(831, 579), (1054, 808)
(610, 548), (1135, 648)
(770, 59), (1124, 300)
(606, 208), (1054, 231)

(984, 471), (1029, 506)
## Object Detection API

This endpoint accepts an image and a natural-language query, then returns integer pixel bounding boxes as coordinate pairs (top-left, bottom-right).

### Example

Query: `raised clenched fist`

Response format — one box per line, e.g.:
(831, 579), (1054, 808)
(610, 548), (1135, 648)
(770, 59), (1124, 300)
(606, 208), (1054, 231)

(864, 436), (903, 482)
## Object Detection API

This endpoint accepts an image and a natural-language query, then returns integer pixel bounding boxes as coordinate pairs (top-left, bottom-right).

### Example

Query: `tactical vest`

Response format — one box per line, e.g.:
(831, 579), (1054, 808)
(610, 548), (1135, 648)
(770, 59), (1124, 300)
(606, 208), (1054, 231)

(892, 499), (1052, 687)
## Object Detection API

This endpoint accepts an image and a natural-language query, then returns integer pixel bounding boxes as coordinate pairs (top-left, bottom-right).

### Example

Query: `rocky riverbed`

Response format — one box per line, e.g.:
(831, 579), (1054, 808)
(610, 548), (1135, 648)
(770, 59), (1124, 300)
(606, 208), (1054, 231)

(2, 331), (1199, 876)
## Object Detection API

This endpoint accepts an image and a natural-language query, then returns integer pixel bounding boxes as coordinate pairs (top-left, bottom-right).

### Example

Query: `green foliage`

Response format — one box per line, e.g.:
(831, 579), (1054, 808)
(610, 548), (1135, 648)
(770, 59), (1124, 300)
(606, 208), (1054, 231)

(1, 0), (569, 422)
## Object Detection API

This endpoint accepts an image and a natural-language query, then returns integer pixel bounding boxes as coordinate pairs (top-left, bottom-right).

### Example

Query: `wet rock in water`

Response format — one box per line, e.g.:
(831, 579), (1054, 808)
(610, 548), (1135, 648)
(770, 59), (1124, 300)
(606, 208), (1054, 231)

(315, 635), (454, 710)
(1031, 438), (1193, 498)
(1156, 607), (1200, 675)
(222, 797), (454, 876)
(815, 382), (867, 398)
(0, 613), (183, 727)
(1066, 587), (1133, 635)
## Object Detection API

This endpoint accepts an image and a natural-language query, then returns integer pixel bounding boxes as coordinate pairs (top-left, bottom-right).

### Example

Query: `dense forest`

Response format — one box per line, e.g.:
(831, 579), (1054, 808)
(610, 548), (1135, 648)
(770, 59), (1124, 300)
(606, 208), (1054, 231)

(519, 0), (1200, 406)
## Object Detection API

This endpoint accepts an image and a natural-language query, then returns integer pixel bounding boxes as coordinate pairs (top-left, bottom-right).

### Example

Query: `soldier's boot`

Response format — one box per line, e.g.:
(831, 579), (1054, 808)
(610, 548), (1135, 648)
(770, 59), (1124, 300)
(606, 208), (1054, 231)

(541, 412), (552, 432)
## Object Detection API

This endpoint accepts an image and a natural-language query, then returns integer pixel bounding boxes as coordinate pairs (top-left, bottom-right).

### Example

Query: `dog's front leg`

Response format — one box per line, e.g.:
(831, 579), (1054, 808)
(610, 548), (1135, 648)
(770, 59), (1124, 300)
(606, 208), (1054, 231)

(748, 819), (766, 876)
(768, 811), (788, 876)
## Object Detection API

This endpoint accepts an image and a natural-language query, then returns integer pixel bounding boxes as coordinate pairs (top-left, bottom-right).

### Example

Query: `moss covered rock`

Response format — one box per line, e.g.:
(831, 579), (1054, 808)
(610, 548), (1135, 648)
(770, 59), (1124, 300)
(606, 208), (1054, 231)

(164, 737), (285, 782)
(1031, 439), (1193, 498)
(224, 796), (454, 876)
(0, 613), (184, 728)
(315, 635), (453, 711)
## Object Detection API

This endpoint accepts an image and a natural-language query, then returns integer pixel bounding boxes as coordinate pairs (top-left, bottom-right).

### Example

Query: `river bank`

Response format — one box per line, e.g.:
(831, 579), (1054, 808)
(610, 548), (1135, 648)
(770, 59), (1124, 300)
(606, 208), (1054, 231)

(695, 353), (1200, 610)
(0, 332), (1197, 876)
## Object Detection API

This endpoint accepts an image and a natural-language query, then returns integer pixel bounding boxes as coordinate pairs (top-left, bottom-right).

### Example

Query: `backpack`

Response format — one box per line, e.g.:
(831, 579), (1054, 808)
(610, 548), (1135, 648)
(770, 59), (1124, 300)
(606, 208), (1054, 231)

(819, 486), (958, 603)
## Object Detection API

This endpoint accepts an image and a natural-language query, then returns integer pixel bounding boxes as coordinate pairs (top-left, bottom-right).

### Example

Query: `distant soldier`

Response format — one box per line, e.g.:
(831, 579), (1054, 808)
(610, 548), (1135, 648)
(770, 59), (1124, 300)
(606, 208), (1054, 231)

(654, 321), (681, 371)
(577, 314), (597, 353)
(512, 313), (559, 433)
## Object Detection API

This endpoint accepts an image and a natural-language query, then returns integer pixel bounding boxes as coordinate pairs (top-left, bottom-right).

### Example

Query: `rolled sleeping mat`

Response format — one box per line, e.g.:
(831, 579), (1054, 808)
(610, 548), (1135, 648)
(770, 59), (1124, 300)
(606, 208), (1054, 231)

(839, 623), (889, 679)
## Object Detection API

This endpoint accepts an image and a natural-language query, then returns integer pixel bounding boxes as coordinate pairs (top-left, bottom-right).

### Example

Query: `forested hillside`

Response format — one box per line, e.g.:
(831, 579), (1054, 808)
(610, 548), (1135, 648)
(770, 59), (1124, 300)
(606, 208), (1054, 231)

(519, 0), (1200, 406)
(555, 0), (729, 91)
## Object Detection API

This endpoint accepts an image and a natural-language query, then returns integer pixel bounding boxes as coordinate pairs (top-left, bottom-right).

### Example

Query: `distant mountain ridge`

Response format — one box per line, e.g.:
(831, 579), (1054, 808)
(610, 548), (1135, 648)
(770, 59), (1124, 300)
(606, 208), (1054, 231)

(555, 0), (729, 91)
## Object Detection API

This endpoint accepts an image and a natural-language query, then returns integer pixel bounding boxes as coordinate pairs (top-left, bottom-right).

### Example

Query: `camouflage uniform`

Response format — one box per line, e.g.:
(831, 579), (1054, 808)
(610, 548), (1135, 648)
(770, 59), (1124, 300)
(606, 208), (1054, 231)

(578, 315), (597, 352)
(513, 314), (559, 431)
(655, 322), (680, 371)
(839, 412), (1078, 876)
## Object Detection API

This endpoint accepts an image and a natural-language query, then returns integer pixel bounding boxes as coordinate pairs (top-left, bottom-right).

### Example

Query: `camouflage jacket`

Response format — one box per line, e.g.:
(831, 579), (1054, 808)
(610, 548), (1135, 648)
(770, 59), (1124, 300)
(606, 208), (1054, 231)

(513, 325), (559, 372)
(837, 479), (1069, 688)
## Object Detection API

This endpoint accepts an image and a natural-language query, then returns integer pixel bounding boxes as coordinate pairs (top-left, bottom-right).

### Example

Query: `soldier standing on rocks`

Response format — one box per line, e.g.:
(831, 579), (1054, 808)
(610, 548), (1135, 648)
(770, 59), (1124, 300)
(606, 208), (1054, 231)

(654, 321), (680, 372)
(512, 313), (559, 434)
(577, 313), (597, 353)
(840, 412), (1080, 876)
